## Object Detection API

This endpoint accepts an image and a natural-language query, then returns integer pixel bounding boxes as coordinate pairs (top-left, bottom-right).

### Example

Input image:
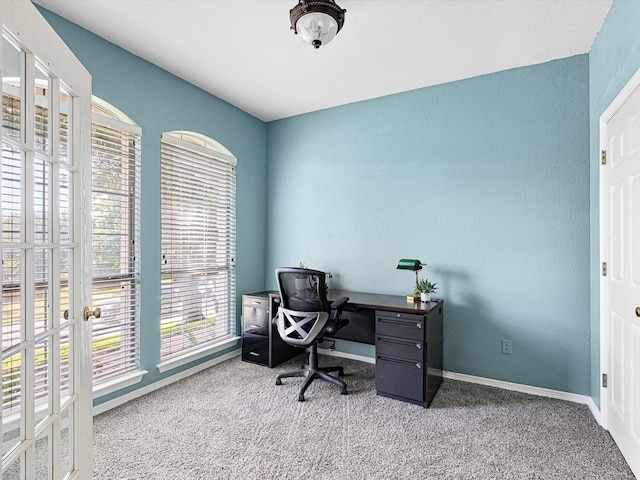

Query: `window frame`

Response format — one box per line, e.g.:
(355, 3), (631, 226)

(157, 131), (239, 373)
(90, 98), (146, 398)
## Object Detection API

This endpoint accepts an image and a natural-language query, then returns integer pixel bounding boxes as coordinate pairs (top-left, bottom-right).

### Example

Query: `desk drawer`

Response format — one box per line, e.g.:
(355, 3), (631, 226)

(242, 333), (269, 366)
(375, 312), (424, 341)
(242, 296), (269, 335)
(376, 335), (424, 362)
(376, 356), (424, 402)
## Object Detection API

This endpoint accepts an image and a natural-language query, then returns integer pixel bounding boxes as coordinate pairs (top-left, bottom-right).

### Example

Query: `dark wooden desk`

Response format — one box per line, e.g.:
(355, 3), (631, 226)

(328, 290), (442, 314)
(326, 290), (442, 346)
(328, 290), (443, 407)
(241, 289), (443, 407)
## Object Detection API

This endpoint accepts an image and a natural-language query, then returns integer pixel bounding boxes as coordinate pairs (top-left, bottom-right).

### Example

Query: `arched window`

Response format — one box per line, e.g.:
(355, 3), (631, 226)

(91, 96), (142, 393)
(159, 131), (237, 365)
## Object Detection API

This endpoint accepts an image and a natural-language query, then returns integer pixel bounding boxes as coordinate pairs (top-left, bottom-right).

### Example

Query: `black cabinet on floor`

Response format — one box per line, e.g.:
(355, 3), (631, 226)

(241, 291), (299, 367)
(375, 301), (443, 407)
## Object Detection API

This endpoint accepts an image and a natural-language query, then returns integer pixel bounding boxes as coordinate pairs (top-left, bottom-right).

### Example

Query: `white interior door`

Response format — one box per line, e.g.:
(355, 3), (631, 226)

(0, 1), (93, 478)
(601, 72), (640, 478)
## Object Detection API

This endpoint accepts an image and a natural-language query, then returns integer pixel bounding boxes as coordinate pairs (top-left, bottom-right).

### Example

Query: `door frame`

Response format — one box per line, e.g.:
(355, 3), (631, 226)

(0, 0), (93, 477)
(598, 65), (640, 429)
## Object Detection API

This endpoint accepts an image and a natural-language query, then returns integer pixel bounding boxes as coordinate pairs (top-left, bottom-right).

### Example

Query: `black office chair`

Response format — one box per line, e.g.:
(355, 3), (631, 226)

(273, 267), (349, 401)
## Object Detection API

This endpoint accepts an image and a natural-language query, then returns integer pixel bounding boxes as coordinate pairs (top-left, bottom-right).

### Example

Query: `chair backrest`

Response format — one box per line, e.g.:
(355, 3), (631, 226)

(274, 268), (330, 347)
(276, 268), (330, 312)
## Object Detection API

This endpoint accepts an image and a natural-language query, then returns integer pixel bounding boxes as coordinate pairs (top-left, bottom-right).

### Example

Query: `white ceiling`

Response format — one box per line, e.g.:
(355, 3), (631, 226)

(34, 0), (612, 122)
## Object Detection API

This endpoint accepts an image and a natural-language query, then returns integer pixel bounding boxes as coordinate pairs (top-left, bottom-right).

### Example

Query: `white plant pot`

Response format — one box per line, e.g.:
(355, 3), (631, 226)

(420, 292), (431, 302)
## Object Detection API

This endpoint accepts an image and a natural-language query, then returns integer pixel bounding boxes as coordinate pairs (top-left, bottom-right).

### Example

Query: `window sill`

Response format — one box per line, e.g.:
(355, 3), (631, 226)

(156, 336), (241, 374)
(92, 370), (148, 399)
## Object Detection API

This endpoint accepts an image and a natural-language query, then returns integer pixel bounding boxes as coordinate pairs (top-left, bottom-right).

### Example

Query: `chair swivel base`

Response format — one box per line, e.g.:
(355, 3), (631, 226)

(275, 365), (348, 401)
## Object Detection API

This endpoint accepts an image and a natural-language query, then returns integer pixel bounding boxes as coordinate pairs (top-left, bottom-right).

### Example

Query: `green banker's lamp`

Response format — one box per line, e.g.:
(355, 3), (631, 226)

(397, 258), (423, 302)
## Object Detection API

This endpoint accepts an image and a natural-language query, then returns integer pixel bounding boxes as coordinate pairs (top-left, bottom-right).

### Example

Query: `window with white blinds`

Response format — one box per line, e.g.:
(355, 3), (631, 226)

(2, 86), (140, 411)
(91, 100), (141, 386)
(160, 131), (236, 360)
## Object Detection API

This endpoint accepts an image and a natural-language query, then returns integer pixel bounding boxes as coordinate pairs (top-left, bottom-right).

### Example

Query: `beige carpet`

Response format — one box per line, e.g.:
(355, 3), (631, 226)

(93, 355), (634, 479)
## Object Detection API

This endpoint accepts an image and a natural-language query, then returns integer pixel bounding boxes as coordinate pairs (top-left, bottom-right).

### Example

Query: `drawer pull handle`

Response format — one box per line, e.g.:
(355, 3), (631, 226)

(251, 324), (261, 329)
(379, 357), (424, 370)
(377, 337), (423, 349)
(249, 352), (260, 356)
(378, 317), (422, 327)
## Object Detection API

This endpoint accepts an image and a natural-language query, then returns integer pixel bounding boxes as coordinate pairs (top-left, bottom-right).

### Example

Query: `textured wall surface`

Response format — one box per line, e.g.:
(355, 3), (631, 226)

(40, 4), (599, 400)
(39, 8), (268, 405)
(267, 56), (591, 394)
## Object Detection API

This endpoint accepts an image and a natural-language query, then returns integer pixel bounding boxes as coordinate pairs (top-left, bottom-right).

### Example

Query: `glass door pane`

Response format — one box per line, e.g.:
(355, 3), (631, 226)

(1, 2), (92, 477)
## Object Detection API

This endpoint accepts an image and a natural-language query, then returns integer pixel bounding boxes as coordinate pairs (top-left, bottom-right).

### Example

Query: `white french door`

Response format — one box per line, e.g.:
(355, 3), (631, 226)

(0, 1), (93, 479)
(600, 69), (640, 478)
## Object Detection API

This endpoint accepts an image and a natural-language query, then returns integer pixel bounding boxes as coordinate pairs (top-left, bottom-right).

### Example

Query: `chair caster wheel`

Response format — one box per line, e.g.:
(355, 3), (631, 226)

(298, 394), (305, 402)
(341, 388), (348, 395)
(275, 378), (282, 386)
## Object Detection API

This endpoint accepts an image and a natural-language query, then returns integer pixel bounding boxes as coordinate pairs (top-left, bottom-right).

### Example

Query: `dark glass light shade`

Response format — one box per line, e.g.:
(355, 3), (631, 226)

(396, 259), (423, 271)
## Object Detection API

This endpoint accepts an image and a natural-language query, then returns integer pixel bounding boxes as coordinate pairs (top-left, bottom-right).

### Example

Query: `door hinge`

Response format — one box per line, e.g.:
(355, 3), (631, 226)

(602, 262), (607, 276)
(602, 373), (608, 388)
(601, 150), (607, 165)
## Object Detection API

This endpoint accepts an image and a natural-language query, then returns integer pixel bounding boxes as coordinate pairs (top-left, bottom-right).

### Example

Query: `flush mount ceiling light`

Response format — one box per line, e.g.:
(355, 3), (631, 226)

(290, 0), (346, 49)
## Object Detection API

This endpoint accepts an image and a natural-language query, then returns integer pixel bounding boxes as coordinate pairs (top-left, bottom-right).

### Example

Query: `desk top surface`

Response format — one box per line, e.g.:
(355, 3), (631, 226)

(250, 289), (443, 315)
(327, 290), (443, 315)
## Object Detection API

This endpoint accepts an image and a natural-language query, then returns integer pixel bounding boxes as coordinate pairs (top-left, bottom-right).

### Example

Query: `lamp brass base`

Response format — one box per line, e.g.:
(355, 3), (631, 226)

(406, 293), (420, 302)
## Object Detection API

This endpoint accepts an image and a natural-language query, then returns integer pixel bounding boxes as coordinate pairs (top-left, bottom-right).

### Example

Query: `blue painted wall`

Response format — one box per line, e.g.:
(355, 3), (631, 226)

(266, 56), (591, 394)
(589, 0), (640, 408)
(39, 9), (268, 405)
(41, 2), (622, 400)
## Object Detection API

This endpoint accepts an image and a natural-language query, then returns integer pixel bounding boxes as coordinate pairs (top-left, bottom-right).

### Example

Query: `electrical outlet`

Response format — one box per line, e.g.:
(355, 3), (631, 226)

(502, 339), (513, 355)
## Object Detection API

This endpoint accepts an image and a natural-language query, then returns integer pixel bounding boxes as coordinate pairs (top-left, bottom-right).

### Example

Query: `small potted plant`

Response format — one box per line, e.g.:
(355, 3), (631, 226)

(415, 278), (437, 302)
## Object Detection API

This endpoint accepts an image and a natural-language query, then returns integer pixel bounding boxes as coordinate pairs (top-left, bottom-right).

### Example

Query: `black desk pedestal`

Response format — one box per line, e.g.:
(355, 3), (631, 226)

(375, 304), (443, 407)
(241, 292), (299, 368)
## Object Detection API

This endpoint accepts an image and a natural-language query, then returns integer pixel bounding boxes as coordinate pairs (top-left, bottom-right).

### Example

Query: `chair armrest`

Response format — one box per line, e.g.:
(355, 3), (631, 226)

(330, 296), (349, 312)
(325, 296), (350, 335)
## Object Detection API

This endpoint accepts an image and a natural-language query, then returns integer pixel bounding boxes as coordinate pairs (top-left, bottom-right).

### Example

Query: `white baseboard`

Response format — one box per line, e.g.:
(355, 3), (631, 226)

(443, 370), (601, 421)
(93, 349), (241, 416)
(585, 396), (601, 424)
(320, 350), (603, 422)
(93, 348), (603, 425)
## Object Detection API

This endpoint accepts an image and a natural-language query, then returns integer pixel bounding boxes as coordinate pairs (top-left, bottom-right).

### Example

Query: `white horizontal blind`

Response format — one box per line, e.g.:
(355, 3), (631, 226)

(1, 88), (24, 414)
(1, 88), (64, 413)
(160, 132), (236, 359)
(91, 110), (140, 385)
